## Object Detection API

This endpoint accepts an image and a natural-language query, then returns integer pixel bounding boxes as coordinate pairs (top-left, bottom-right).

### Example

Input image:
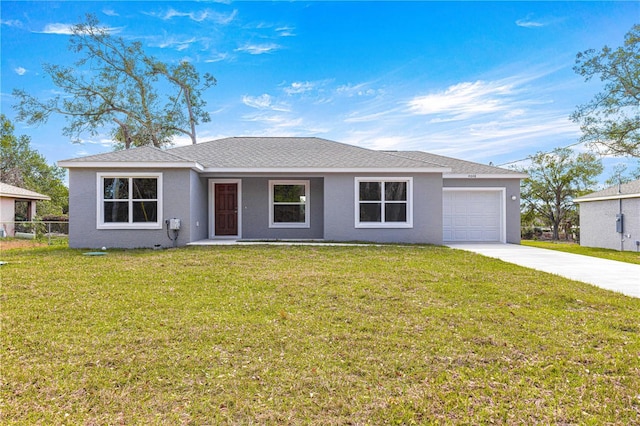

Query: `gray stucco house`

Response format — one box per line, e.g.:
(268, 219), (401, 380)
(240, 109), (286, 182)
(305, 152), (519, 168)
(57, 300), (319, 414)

(574, 179), (640, 252)
(58, 137), (526, 249)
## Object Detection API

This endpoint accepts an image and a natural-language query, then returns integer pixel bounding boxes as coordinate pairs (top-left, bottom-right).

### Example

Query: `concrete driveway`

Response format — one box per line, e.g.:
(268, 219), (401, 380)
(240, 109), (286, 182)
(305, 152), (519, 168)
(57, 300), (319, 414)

(447, 243), (640, 298)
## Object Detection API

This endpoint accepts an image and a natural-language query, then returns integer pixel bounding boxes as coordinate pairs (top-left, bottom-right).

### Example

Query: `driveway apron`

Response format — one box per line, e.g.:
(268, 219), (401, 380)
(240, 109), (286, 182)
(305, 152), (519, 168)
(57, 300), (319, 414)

(447, 243), (640, 298)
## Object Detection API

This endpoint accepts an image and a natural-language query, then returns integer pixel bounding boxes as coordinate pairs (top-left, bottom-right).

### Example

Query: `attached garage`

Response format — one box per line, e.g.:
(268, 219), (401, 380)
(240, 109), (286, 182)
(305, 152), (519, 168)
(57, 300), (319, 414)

(443, 188), (506, 243)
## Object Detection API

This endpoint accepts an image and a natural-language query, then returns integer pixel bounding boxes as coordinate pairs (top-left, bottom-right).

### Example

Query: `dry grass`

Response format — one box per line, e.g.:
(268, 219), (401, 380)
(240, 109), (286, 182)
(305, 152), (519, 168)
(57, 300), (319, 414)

(2, 245), (639, 424)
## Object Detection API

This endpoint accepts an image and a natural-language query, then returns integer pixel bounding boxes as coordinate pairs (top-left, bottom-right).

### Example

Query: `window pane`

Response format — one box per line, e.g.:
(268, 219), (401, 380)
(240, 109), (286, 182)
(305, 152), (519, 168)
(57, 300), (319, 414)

(104, 178), (128, 200)
(104, 202), (128, 222)
(132, 201), (158, 222)
(360, 203), (381, 222)
(273, 205), (305, 223)
(385, 182), (407, 201)
(385, 203), (407, 222)
(359, 182), (381, 201)
(274, 185), (306, 203)
(132, 178), (157, 199)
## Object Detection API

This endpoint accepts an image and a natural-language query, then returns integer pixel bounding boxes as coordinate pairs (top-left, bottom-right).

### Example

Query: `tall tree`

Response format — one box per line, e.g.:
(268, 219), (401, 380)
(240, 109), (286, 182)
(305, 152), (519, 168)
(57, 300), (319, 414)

(520, 147), (603, 241)
(603, 161), (640, 187)
(12, 14), (215, 150)
(571, 24), (640, 157)
(1, 115), (68, 215)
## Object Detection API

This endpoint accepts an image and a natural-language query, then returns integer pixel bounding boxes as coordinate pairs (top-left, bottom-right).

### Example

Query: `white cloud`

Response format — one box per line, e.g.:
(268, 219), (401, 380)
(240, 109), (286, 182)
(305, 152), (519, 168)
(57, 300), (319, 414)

(336, 82), (381, 97)
(150, 35), (198, 51)
(516, 19), (545, 28)
(14, 67), (27, 76)
(515, 14), (549, 28)
(407, 80), (519, 119)
(243, 94), (272, 109)
(205, 52), (230, 63)
(276, 26), (295, 37)
(283, 81), (315, 95)
(38, 23), (122, 35)
(39, 23), (74, 35)
(102, 8), (119, 17)
(149, 8), (237, 24)
(242, 94), (290, 112)
(1, 19), (23, 28)
(235, 43), (281, 55)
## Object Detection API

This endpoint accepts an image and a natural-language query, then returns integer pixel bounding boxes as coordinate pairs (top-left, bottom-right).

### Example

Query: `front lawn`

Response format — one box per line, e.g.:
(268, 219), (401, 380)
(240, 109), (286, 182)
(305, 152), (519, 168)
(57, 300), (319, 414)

(522, 240), (640, 265)
(2, 245), (639, 424)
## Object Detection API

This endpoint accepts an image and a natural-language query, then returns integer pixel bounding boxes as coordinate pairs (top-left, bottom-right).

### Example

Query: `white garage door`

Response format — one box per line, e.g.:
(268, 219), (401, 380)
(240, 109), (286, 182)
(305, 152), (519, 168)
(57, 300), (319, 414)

(443, 189), (504, 242)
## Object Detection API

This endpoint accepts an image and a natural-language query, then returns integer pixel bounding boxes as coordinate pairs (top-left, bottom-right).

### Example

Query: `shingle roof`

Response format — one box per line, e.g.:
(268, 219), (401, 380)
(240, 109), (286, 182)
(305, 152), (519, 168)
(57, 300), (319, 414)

(168, 137), (443, 169)
(386, 151), (526, 177)
(574, 179), (640, 202)
(0, 182), (51, 200)
(58, 146), (192, 164)
(57, 136), (523, 178)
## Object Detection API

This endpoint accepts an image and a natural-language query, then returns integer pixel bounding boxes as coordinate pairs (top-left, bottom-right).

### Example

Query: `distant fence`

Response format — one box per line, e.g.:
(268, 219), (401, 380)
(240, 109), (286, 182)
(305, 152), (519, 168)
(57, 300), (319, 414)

(1, 220), (69, 244)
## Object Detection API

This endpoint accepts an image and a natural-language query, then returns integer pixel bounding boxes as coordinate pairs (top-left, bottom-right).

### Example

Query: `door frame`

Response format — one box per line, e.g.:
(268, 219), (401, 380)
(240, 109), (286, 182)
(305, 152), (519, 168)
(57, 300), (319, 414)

(209, 179), (242, 239)
(442, 187), (506, 243)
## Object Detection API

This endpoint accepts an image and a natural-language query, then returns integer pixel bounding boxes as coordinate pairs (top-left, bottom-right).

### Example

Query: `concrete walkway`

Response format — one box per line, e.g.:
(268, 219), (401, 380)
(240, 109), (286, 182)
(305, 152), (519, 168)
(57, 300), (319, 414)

(447, 243), (640, 298)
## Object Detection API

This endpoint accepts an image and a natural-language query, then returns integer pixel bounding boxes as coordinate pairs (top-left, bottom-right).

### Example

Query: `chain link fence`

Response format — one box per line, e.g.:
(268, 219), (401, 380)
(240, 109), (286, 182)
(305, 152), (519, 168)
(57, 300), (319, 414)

(1, 220), (69, 245)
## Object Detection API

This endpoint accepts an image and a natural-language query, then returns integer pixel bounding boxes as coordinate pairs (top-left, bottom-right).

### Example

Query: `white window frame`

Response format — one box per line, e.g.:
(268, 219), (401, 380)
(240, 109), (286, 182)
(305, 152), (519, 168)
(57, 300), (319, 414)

(269, 180), (310, 228)
(97, 172), (163, 230)
(355, 177), (413, 228)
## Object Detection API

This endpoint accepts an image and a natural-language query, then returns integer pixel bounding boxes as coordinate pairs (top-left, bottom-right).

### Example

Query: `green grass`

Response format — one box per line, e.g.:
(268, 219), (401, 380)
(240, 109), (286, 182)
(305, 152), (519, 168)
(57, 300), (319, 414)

(522, 240), (640, 265)
(2, 245), (639, 424)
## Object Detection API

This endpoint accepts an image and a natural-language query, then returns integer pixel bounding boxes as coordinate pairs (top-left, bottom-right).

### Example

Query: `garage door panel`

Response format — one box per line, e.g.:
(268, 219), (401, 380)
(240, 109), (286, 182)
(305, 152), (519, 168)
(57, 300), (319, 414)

(469, 217), (494, 227)
(443, 190), (504, 242)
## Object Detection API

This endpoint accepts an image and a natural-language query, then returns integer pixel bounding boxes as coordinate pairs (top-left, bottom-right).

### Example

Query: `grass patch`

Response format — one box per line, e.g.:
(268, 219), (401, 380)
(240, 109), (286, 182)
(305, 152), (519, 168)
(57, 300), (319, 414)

(2, 245), (639, 424)
(522, 240), (640, 265)
(0, 236), (68, 251)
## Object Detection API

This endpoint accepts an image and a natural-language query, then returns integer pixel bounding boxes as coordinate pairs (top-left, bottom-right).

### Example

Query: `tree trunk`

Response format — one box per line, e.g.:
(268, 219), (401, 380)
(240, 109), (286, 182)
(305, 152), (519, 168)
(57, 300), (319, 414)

(113, 118), (132, 149)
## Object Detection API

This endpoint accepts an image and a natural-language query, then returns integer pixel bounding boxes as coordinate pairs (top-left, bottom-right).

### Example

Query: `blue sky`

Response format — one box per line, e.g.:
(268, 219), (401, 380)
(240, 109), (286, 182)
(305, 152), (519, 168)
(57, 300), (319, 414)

(1, 1), (638, 181)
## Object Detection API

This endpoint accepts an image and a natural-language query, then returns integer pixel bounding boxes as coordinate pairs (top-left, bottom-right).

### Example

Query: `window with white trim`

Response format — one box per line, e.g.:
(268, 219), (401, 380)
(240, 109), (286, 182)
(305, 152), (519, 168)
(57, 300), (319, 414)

(355, 178), (412, 228)
(97, 173), (162, 229)
(269, 180), (310, 228)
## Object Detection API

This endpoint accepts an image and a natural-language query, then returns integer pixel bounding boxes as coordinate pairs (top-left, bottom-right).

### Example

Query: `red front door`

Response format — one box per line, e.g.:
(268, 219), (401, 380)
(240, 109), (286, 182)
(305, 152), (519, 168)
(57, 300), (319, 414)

(215, 183), (238, 236)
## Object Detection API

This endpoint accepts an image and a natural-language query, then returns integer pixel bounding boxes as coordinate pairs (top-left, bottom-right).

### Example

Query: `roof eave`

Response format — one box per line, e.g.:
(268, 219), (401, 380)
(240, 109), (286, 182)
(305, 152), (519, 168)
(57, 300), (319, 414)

(200, 167), (452, 174)
(58, 161), (204, 171)
(444, 173), (528, 179)
(574, 193), (640, 203)
(0, 193), (51, 201)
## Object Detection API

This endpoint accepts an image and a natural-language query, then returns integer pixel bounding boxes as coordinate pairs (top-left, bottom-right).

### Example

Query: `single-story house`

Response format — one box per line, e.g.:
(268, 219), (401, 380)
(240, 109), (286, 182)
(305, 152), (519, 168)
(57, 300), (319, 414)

(0, 182), (51, 237)
(58, 137), (526, 249)
(574, 179), (640, 252)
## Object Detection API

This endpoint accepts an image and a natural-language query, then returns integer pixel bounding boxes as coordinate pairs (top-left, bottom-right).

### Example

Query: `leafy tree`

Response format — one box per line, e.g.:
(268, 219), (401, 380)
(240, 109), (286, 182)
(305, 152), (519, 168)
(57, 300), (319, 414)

(520, 147), (603, 241)
(12, 14), (215, 149)
(1, 114), (68, 215)
(572, 24), (640, 157)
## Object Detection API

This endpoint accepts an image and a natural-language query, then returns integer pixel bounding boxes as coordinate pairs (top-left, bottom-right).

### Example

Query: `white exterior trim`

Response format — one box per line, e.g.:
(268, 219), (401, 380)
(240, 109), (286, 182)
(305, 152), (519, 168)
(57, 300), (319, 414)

(354, 177), (413, 229)
(202, 167), (449, 174)
(96, 172), (163, 230)
(444, 173), (528, 179)
(574, 194), (640, 203)
(443, 187), (506, 243)
(268, 180), (310, 229)
(209, 179), (242, 239)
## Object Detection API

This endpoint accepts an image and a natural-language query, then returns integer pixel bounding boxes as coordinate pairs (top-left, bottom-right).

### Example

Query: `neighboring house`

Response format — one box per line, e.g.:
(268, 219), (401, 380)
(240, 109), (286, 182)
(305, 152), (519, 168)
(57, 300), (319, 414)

(0, 182), (51, 237)
(574, 179), (640, 252)
(58, 137), (526, 249)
